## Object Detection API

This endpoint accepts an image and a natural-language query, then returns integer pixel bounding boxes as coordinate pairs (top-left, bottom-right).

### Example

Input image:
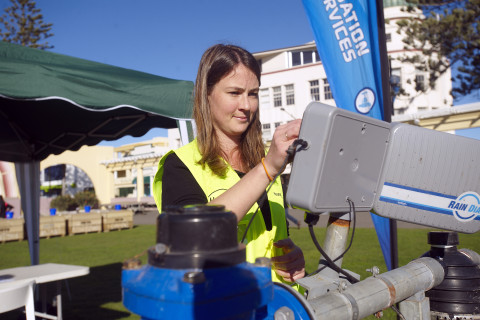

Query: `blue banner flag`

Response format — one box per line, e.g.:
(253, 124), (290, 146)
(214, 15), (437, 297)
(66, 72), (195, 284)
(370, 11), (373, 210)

(302, 0), (394, 270)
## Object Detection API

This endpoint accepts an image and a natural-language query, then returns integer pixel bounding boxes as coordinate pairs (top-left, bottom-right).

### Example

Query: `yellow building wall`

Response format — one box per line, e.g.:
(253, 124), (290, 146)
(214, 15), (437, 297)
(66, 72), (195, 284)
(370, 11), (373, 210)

(41, 145), (115, 206)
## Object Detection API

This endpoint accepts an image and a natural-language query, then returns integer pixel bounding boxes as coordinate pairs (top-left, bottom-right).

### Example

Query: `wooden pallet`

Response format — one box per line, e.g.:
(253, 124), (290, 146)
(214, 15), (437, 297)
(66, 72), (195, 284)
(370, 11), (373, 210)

(0, 218), (24, 243)
(40, 215), (67, 238)
(102, 210), (134, 232)
(67, 213), (102, 235)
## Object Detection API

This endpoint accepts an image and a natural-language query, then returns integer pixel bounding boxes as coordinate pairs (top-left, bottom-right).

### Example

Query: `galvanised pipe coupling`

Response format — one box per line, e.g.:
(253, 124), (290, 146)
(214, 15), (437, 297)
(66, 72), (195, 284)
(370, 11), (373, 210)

(307, 257), (445, 319)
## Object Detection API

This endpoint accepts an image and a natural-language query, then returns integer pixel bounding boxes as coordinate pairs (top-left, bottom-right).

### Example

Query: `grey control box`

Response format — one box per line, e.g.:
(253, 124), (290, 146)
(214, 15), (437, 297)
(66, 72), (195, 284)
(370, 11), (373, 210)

(286, 102), (390, 213)
(286, 102), (480, 233)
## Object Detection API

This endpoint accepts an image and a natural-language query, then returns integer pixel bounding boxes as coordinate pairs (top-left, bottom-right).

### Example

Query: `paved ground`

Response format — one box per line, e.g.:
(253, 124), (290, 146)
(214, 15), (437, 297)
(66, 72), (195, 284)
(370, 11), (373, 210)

(285, 208), (428, 229)
(133, 208), (428, 229)
(133, 209), (159, 225)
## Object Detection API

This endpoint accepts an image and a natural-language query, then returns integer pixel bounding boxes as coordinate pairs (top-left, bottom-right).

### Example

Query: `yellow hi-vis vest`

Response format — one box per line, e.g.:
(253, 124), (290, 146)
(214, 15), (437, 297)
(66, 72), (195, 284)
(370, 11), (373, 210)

(153, 139), (289, 284)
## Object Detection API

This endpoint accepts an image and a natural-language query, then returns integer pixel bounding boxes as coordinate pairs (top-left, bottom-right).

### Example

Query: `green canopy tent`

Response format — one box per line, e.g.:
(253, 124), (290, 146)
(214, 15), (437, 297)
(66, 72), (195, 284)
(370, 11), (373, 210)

(0, 41), (194, 265)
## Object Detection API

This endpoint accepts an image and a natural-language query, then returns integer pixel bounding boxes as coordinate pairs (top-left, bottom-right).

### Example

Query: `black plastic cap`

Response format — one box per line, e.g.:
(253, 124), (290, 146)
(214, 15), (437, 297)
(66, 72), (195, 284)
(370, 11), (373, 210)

(428, 231), (459, 246)
(149, 204), (246, 269)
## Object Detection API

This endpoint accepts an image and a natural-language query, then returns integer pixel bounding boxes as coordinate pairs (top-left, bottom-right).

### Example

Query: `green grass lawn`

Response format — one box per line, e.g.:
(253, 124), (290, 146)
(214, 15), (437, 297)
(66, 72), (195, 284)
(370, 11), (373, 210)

(1, 225), (479, 319)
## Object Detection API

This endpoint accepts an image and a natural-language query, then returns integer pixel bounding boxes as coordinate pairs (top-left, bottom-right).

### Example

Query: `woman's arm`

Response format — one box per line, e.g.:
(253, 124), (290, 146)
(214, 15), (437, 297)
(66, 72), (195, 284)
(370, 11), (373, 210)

(210, 119), (302, 221)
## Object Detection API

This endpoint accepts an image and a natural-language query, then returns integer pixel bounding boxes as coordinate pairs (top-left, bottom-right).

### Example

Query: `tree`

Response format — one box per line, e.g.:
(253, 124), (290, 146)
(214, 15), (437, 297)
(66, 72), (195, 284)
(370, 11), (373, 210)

(0, 0), (53, 50)
(395, 0), (479, 99)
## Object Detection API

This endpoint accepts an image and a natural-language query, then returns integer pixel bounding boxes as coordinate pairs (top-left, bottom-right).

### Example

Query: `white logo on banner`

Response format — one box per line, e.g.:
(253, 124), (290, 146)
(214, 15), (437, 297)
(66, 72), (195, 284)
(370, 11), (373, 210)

(355, 88), (375, 114)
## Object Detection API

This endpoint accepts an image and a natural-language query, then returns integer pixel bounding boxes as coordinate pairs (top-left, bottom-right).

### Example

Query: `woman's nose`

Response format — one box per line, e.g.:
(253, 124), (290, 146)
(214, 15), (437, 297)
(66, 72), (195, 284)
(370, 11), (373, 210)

(240, 94), (251, 110)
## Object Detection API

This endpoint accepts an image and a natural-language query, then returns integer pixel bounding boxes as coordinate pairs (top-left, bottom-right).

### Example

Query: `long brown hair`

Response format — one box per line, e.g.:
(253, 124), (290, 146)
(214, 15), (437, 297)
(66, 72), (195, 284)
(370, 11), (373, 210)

(193, 44), (264, 176)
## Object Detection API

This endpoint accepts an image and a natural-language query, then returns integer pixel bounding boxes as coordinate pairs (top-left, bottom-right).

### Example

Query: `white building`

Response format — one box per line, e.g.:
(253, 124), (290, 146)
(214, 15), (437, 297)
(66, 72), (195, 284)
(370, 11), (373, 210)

(253, 0), (453, 142)
(384, 1), (453, 113)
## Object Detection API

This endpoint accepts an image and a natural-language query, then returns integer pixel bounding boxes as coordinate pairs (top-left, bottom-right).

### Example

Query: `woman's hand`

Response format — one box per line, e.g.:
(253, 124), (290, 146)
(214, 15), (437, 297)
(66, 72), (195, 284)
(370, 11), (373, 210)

(263, 119), (301, 177)
(271, 238), (306, 283)
(208, 119), (301, 221)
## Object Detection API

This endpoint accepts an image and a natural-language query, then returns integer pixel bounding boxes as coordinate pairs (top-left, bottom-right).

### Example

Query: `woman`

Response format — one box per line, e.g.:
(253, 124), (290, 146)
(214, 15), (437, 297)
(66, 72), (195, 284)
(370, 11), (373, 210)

(153, 44), (305, 284)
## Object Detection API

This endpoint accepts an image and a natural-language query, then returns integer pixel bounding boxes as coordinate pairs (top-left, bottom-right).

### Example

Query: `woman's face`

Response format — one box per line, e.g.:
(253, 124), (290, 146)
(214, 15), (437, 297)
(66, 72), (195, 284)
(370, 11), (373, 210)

(208, 63), (259, 143)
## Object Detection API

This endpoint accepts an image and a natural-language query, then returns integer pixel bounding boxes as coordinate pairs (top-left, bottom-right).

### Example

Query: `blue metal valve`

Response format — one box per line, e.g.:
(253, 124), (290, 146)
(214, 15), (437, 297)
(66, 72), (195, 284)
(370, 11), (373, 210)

(122, 262), (273, 319)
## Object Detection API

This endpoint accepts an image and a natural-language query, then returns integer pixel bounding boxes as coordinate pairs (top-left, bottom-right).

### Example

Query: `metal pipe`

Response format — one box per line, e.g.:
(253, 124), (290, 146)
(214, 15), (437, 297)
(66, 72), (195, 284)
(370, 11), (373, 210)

(317, 213), (351, 280)
(322, 213), (351, 268)
(307, 257), (445, 320)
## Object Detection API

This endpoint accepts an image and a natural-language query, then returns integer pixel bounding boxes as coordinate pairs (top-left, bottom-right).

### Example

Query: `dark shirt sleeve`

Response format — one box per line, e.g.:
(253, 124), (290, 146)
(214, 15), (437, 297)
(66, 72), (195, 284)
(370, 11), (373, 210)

(161, 153), (207, 211)
(162, 153), (287, 234)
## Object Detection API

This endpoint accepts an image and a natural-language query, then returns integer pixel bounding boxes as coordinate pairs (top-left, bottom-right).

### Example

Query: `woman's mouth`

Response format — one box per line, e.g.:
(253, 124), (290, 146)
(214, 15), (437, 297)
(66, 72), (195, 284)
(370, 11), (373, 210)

(233, 115), (248, 121)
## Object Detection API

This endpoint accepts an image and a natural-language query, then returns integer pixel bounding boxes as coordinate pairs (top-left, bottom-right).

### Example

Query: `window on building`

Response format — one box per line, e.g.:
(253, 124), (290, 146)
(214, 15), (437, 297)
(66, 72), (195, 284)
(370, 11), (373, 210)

(386, 33), (392, 42)
(305, 49), (320, 64)
(415, 74), (426, 91)
(119, 187), (134, 197)
(262, 123), (271, 140)
(323, 79), (333, 100)
(144, 176), (151, 196)
(303, 51), (313, 64)
(285, 84), (295, 105)
(290, 49), (320, 67)
(310, 80), (320, 101)
(292, 51), (301, 67)
(274, 122), (281, 128)
(260, 88), (270, 109)
(273, 86), (282, 107)
(417, 106), (428, 112)
(44, 164), (66, 181)
(391, 68), (402, 88)
(117, 170), (126, 178)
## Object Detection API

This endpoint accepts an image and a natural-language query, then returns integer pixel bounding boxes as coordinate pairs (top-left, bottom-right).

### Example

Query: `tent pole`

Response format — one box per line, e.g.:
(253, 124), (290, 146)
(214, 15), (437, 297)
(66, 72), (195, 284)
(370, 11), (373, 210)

(15, 161), (40, 265)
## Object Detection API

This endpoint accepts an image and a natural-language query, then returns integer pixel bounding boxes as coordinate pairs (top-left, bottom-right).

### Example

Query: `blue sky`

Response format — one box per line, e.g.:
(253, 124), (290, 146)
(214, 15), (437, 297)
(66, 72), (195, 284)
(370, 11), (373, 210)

(1, 0), (478, 145)
(30, 0), (313, 82)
